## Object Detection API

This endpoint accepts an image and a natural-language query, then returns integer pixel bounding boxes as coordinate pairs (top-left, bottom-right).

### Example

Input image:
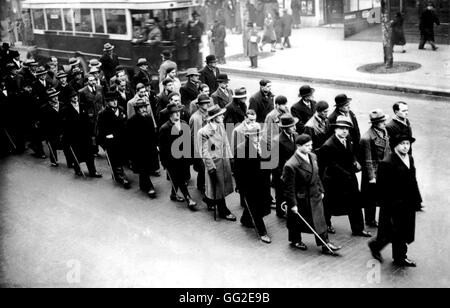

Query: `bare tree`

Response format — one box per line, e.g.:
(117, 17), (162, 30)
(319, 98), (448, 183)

(381, 0), (393, 68)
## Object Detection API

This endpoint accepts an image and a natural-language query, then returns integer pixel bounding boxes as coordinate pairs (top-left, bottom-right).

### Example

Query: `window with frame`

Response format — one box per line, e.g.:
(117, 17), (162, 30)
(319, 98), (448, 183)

(63, 9), (74, 32)
(105, 9), (126, 34)
(74, 8), (93, 32)
(93, 9), (105, 33)
(32, 9), (45, 30)
(46, 8), (63, 31)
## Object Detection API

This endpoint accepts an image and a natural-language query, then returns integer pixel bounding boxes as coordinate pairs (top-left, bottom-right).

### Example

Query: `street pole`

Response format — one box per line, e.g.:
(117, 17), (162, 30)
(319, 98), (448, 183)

(381, 0), (393, 68)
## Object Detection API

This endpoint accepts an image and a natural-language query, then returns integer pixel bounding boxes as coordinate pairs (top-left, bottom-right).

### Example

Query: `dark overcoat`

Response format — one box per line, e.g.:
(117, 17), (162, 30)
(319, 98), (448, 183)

(199, 66), (220, 93)
(290, 98), (316, 133)
(419, 9), (440, 41)
(39, 103), (63, 145)
(126, 113), (160, 173)
(282, 152), (327, 235)
(114, 89), (133, 111)
(224, 100), (247, 125)
(97, 106), (128, 163)
(272, 131), (298, 183)
(328, 109), (361, 155)
(376, 152), (422, 244)
(391, 15), (406, 45)
(211, 87), (233, 109)
(61, 103), (95, 162)
(281, 13), (293, 37)
(317, 134), (361, 216)
(249, 90), (274, 123)
(213, 23), (226, 59)
(180, 81), (199, 107)
(78, 85), (105, 134)
(99, 53), (120, 81)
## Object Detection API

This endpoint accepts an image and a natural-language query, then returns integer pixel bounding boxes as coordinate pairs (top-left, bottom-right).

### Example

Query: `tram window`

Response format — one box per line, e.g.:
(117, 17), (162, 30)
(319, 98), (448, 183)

(105, 9), (126, 35)
(46, 8), (62, 31)
(74, 9), (93, 32)
(32, 9), (45, 30)
(63, 9), (74, 32)
(93, 9), (105, 33)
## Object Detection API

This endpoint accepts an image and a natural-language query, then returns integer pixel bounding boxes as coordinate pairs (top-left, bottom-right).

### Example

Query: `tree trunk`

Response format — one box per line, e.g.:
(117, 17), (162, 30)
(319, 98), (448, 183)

(381, 0), (393, 68)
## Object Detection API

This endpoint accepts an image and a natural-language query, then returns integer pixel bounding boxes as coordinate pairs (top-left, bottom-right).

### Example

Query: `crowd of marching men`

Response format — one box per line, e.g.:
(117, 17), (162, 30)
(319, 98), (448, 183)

(0, 42), (423, 265)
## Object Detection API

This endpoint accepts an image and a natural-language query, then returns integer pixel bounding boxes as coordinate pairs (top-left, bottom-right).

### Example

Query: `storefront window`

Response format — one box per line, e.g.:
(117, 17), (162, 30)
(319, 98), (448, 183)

(300, 0), (315, 16)
(63, 9), (74, 32)
(359, 0), (374, 10)
(32, 9), (45, 30)
(105, 9), (126, 34)
(46, 8), (62, 31)
(74, 9), (93, 32)
(93, 9), (105, 33)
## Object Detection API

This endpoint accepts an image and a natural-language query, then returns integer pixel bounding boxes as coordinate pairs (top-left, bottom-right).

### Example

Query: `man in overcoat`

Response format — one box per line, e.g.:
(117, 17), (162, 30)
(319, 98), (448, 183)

(180, 68), (200, 109)
(159, 102), (197, 209)
(187, 11), (204, 68)
(99, 43), (120, 83)
(283, 134), (341, 254)
(126, 99), (159, 198)
(359, 109), (390, 227)
(291, 85), (316, 134)
(212, 20), (226, 64)
(418, 2), (440, 50)
(155, 78), (175, 127)
(243, 22), (260, 69)
(263, 95), (290, 148)
(198, 105), (236, 221)
(317, 116), (371, 237)
(304, 100), (330, 151)
(224, 87), (247, 125)
(199, 55), (220, 93)
(386, 101), (413, 144)
(249, 79), (274, 124)
(211, 74), (233, 109)
(368, 134), (421, 267)
(97, 92), (130, 189)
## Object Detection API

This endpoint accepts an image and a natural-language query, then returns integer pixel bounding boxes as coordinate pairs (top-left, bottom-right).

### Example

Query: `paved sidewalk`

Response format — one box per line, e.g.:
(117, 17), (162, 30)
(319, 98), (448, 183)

(214, 27), (450, 97)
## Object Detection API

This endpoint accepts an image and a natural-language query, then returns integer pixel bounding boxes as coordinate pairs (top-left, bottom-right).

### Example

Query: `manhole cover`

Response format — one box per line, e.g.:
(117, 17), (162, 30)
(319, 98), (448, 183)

(357, 62), (421, 74)
(226, 51), (274, 62)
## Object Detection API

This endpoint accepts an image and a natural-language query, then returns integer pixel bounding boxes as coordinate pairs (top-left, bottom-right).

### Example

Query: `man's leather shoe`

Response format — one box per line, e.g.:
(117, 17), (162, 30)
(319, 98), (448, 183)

(170, 194), (185, 202)
(326, 242), (341, 251)
(353, 230), (372, 237)
(50, 162), (59, 167)
(89, 172), (103, 178)
(260, 235), (271, 244)
(122, 180), (131, 189)
(187, 198), (197, 209)
(290, 242), (307, 250)
(220, 213), (236, 221)
(327, 226), (336, 234)
(368, 241), (383, 263)
(240, 219), (254, 228)
(148, 189), (156, 198)
(394, 258), (416, 267)
(322, 246), (339, 256)
(75, 170), (83, 177)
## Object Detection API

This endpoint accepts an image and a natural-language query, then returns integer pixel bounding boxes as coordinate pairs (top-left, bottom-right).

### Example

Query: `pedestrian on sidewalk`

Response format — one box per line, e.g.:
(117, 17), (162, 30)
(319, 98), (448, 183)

(243, 22), (260, 69)
(418, 2), (440, 51)
(391, 12), (406, 53)
(261, 12), (276, 52)
(282, 134), (341, 254)
(291, 0), (301, 29)
(368, 134), (421, 267)
(212, 20), (227, 64)
(274, 11), (284, 50)
(281, 9), (293, 48)
(359, 109), (390, 228)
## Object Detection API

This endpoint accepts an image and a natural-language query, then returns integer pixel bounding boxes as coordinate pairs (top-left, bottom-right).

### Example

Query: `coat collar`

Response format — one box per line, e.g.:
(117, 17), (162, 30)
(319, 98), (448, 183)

(294, 152), (312, 173)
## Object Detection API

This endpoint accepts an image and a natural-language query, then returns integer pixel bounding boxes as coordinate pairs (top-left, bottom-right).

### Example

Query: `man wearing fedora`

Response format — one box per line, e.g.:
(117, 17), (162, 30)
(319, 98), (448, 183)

(133, 58), (157, 92)
(328, 93), (361, 156)
(159, 50), (177, 84)
(68, 67), (84, 93)
(187, 11), (205, 68)
(291, 85), (317, 134)
(33, 66), (51, 107)
(360, 109), (390, 228)
(198, 105), (236, 221)
(159, 102), (197, 209)
(211, 74), (233, 109)
(272, 113), (299, 218)
(126, 99), (159, 198)
(89, 66), (109, 94)
(144, 19), (162, 45)
(304, 100), (331, 151)
(368, 134), (422, 267)
(190, 93), (213, 194)
(249, 79), (275, 124)
(283, 134), (341, 254)
(66, 57), (83, 83)
(38, 88), (64, 167)
(234, 119), (272, 243)
(224, 87), (247, 125)
(97, 92), (130, 189)
(99, 42), (120, 83)
(199, 55), (221, 93)
(180, 68), (200, 108)
(18, 59), (38, 87)
(61, 87), (102, 177)
(55, 71), (74, 107)
(317, 115), (371, 237)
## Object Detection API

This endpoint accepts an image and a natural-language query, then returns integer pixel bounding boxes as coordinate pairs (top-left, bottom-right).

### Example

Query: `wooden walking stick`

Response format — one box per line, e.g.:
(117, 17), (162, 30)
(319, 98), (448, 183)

(69, 145), (86, 178)
(46, 140), (58, 164)
(242, 195), (263, 241)
(103, 148), (116, 182)
(165, 168), (184, 200)
(3, 128), (16, 151)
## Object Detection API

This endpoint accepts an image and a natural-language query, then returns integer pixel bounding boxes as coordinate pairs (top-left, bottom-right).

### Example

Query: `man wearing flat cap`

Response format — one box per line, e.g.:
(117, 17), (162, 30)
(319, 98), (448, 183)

(359, 109), (390, 228)
(99, 42), (120, 83)
(159, 102), (197, 209)
(291, 85), (316, 134)
(224, 87), (247, 125)
(317, 115), (371, 237)
(249, 79), (275, 124)
(211, 74), (233, 109)
(328, 93), (361, 156)
(199, 55), (221, 93)
(283, 134), (341, 254)
(369, 134), (421, 267)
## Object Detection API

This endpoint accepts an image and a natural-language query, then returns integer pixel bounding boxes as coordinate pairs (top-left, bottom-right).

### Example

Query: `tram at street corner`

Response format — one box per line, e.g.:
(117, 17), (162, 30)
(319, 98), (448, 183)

(22, 0), (200, 66)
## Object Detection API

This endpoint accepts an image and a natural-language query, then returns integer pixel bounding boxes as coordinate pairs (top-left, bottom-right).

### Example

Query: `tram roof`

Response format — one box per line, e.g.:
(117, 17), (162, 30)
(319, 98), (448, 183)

(22, 0), (199, 10)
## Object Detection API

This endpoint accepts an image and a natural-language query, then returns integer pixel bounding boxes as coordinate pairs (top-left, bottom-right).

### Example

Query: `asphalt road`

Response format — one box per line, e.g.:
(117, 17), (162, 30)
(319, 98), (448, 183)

(1, 76), (449, 287)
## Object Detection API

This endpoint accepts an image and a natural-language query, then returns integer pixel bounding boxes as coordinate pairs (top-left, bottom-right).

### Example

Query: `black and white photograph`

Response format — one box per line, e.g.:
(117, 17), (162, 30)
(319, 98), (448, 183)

(0, 0), (449, 292)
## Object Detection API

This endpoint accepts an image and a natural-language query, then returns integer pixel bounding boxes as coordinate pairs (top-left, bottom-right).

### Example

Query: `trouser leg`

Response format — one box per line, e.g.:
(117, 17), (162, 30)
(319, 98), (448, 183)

(392, 240), (408, 261)
(419, 36), (426, 48)
(369, 236), (390, 254)
(315, 231), (329, 247)
(217, 198), (231, 217)
(284, 36), (291, 48)
(86, 157), (97, 175)
(349, 207), (365, 233)
(47, 140), (59, 164)
(429, 40), (437, 49)
(364, 207), (377, 224)
(275, 179), (285, 216)
(63, 145), (74, 167)
(287, 211), (302, 243)
(139, 172), (154, 191)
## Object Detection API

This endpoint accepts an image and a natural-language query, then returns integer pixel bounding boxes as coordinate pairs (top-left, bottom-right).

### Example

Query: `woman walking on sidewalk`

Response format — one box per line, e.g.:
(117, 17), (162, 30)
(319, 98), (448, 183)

(391, 12), (406, 53)
(260, 13), (276, 52)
